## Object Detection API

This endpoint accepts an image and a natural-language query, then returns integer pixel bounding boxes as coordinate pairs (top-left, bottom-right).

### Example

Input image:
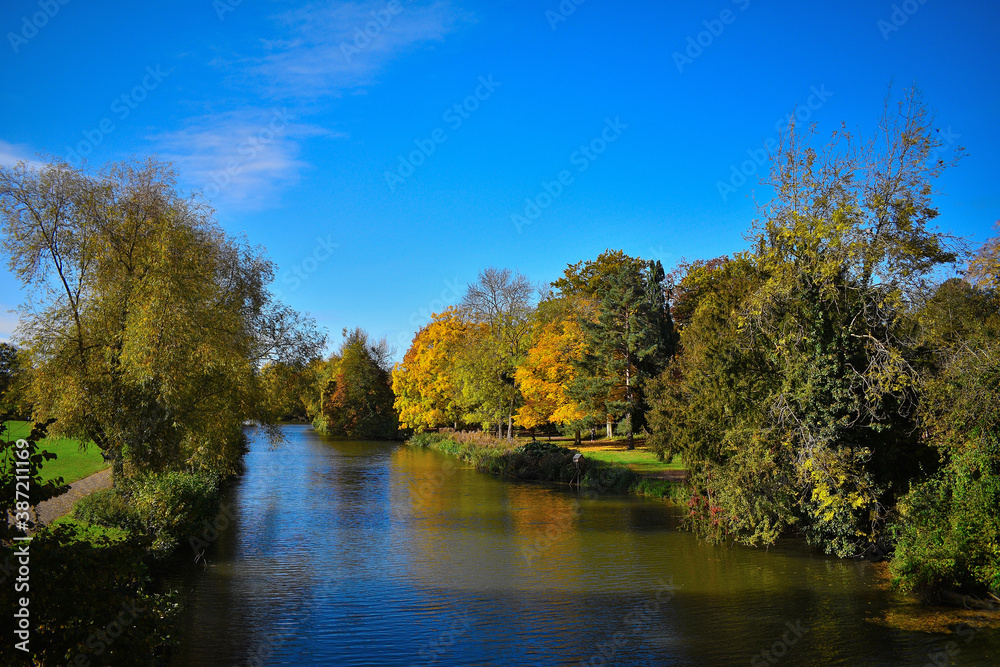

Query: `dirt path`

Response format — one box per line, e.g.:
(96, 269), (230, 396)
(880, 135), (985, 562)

(35, 468), (112, 526)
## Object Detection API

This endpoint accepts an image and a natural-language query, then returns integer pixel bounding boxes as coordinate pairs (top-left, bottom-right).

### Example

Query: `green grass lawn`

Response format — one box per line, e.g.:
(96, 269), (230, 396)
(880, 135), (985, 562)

(2, 421), (109, 484)
(509, 432), (685, 477)
(575, 444), (685, 476)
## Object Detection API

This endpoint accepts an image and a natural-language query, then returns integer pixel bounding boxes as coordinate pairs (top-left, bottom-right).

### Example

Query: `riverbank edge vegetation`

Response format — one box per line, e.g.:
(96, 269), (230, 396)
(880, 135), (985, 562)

(406, 431), (684, 502)
(268, 89), (1000, 607)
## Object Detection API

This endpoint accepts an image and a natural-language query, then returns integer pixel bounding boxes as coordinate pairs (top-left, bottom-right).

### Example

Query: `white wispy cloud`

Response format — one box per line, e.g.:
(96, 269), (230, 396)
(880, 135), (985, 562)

(252, 1), (465, 99)
(154, 108), (342, 209)
(0, 139), (45, 169)
(159, 2), (466, 209)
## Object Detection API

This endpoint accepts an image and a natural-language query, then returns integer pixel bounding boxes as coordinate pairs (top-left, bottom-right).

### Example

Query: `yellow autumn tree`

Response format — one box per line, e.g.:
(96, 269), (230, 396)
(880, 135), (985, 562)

(514, 316), (588, 432)
(392, 308), (480, 431)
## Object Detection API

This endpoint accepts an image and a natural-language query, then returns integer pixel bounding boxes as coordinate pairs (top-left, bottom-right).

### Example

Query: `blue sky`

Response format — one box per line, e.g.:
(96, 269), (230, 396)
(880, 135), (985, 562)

(2, 0), (998, 356)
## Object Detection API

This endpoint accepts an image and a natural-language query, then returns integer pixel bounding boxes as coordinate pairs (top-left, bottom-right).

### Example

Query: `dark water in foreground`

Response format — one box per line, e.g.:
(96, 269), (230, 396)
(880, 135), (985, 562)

(167, 425), (997, 665)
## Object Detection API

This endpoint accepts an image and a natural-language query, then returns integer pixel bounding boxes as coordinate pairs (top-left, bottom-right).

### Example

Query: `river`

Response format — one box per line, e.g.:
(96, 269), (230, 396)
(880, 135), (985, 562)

(166, 424), (997, 665)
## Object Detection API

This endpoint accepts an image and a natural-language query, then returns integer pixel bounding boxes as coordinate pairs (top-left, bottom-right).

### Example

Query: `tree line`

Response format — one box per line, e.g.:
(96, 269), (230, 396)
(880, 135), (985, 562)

(392, 257), (675, 448)
(306, 87), (998, 600)
(269, 257), (676, 450)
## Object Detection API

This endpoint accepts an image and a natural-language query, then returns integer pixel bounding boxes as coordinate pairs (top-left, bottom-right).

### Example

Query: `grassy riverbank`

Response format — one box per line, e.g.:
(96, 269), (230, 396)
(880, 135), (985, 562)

(407, 431), (686, 502)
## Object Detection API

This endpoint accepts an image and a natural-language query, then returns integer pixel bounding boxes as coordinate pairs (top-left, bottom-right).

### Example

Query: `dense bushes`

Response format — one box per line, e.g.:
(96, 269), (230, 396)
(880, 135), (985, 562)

(580, 460), (637, 493)
(75, 488), (142, 531)
(483, 440), (581, 483)
(629, 476), (687, 502)
(74, 470), (222, 558)
(890, 332), (1000, 598)
(0, 523), (179, 665)
(891, 445), (1000, 599)
(409, 431), (516, 470)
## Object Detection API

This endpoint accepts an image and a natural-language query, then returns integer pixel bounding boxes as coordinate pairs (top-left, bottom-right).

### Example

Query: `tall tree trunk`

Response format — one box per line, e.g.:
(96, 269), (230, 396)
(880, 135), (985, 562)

(625, 314), (634, 450)
(507, 401), (513, 440)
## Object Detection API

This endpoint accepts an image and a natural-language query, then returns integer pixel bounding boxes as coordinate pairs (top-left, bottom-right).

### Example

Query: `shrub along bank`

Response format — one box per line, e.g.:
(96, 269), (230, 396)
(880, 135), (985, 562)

(73, 469), (223, 559)
(407, 431), (684, 501)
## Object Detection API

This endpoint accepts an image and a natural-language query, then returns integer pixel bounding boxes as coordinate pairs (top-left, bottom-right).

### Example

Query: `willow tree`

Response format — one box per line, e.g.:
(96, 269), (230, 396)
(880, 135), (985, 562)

(0, 158), (325, 481)
(0, 342), (30, 419)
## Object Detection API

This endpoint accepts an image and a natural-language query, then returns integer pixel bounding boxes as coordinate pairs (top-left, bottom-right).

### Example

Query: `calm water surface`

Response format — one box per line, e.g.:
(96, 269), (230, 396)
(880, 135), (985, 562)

(167, 425), (998, 665)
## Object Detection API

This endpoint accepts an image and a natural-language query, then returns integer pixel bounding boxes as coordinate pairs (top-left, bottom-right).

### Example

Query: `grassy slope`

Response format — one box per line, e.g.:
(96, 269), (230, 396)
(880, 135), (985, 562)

(2, 421), (109, 484)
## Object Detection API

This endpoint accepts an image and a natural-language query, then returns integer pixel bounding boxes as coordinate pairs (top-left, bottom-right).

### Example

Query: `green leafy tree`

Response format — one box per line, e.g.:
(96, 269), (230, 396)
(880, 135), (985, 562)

(742, 86), (961, 555)
(647, 256), (793, 544)
(449, 330), (515, 435)
(319, 328), (399, 439)
(893, 341), (1000, 598)
(649, 87), (964, 556)
(0, 343), (30, 420)
(891, 265), (1000, 597)
(559, 251), (674, 449)
(0, 158), (326, 481)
